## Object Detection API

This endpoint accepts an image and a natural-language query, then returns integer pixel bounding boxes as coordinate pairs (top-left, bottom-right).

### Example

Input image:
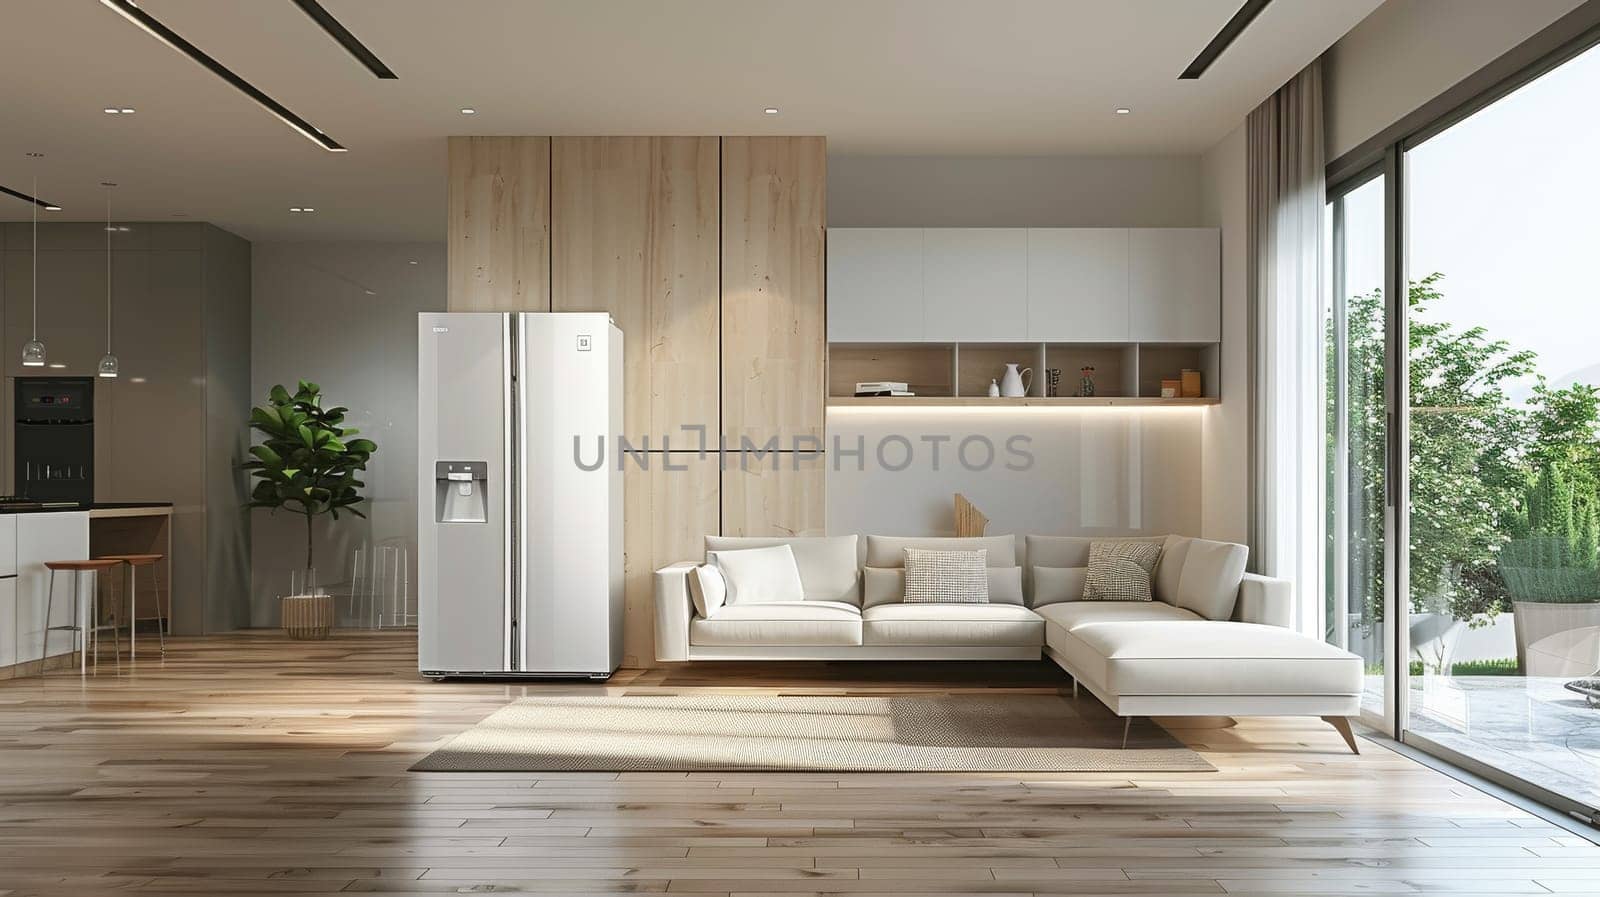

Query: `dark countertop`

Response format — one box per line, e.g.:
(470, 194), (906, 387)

(0, 501), (173, 515)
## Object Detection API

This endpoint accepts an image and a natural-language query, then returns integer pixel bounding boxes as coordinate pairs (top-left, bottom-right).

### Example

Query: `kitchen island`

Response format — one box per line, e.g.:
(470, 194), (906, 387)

(0, 503), (172, 678)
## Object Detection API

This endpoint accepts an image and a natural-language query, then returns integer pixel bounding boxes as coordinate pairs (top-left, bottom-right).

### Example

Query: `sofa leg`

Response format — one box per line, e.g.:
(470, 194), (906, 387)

(1121, 716), (1132, 749)
(1322, 715), (1360, 754)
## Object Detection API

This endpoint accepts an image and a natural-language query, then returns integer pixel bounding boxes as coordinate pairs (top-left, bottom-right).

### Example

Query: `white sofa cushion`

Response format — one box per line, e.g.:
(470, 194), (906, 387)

(862, 565), (1024, 608)
(709, 544), (806, 606)
(1036, 599), (1201, 633)
(1170, 536), (1249, 620)
(866, 534), (1017, 567)
(689, 601), (863, 647)
(1065, 621), (1363, 697)
(687, 564), (727, 618)
(705, 535), (861, 605)
(862, 603), (1044, 647)
(903, 548), (989, 604)
(1031, 566), (1086, 607)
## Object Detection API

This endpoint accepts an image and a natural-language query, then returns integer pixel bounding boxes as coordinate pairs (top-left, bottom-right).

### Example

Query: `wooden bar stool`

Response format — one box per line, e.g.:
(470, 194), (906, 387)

(99, 554), (166, 657)
(42, 559), (125, 675)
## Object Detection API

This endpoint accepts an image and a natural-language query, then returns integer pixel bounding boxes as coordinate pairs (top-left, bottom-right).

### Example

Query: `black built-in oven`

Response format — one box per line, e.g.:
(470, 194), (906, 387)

(15, 377), (94, 504)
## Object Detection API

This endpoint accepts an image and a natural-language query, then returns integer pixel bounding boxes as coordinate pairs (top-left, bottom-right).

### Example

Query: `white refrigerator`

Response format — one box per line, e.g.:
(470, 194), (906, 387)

(417, 312), (623, 679)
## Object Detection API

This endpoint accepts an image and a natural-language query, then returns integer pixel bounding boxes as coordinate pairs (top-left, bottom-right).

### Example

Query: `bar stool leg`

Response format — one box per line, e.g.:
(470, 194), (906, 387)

(42, 569), (58, 675)
(153, 564), (165, 653)
(127, 562), (136, 660)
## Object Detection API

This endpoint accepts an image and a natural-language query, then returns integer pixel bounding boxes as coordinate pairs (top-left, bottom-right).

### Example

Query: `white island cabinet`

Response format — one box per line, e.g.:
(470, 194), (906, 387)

(7, 512), (91, 672)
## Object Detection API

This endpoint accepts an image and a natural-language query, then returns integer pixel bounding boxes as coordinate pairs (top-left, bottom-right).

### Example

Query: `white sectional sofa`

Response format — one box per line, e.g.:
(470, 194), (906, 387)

(654, 533), (1365, 752)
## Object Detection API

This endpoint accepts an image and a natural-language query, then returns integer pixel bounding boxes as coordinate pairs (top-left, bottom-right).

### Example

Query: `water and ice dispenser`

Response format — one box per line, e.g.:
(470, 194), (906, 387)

(435, 461), (488, 523)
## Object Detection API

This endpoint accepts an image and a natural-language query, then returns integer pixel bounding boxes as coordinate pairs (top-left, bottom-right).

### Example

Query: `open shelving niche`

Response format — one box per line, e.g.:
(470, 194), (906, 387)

(826, 342), (1220, 407)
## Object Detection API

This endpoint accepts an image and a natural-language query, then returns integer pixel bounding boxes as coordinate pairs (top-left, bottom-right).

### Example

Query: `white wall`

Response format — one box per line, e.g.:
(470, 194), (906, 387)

(826, 408), (1204, 546)
(249, 242), (445, 626)
(828, 155), (1203, 227)
(1324, 0), (1585, 160)
(1199, 123), (1250, 544)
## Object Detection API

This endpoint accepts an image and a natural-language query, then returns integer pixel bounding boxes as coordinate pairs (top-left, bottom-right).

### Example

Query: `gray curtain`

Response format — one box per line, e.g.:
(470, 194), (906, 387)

(1247, 60), (1325, 636)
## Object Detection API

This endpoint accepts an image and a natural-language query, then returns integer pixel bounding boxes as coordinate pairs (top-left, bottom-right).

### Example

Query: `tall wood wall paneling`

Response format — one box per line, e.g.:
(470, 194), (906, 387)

(720, 137), (828, 536)
(551, 137), (722, 666)
(447, 137), (551, 311)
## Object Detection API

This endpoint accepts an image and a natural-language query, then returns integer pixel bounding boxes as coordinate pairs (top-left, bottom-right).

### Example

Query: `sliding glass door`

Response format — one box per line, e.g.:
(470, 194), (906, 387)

(1325, 33), (1600, 820)
(1324, 172), (1392, 732)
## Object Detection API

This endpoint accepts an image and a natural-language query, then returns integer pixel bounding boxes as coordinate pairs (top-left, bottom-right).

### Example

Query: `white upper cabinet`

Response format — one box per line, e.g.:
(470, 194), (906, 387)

(1026, 228), (1130, 341)
(827, 229), (924, 342)
(922, 228), (1027, 342)
(1128, 228), (1220, 342)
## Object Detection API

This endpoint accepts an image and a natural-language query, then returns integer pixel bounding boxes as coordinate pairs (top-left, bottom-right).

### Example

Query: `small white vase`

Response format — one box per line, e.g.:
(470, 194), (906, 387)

(1000, 363), (1032, 397)
(987, 379), (1000, 398)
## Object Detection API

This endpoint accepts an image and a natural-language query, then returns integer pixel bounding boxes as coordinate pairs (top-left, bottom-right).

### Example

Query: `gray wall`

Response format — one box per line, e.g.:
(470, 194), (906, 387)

(1199, 123), (1249, 545)
(249, 242), (445, 627)
(1324, 0), (1585, 160)
(0, 221), (251, 634)
(828, 155), (1203, 227)
(823, 153), (1214, 541)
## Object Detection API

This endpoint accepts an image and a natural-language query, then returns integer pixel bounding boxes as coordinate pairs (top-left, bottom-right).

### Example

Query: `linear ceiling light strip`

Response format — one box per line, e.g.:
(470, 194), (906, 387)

(99, 0), (347, 151)
(291, 0), (397, 79)
(1179, 0), (1274, 80)
(0, 184), (62, 210)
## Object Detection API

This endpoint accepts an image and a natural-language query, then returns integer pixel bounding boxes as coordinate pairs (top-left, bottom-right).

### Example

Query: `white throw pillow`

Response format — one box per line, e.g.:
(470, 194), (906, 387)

(1082, 540), (1162, 602)
(688, 564), (727, 618)
(903, 548), (989, 604)
(1031, 565), (1088, 607)
(709, 544), (806, 606)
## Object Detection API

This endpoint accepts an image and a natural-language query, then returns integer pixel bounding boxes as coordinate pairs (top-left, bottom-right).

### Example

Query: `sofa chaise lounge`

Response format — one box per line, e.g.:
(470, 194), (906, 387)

(655, 533), (1364, 752)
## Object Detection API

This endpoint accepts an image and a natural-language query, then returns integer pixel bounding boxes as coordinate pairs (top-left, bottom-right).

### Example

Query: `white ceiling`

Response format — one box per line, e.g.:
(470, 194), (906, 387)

(0, 0), (1382, 242)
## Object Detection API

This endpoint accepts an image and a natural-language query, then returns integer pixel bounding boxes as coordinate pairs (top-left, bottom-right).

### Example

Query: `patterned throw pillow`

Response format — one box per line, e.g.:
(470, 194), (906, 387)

(903, 548), (989, 604)
(1082, 540), (1162, 602)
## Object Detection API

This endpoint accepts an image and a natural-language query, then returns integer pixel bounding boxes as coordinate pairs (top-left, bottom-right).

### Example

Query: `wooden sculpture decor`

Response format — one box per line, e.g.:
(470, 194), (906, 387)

(954, 493), (989, 537)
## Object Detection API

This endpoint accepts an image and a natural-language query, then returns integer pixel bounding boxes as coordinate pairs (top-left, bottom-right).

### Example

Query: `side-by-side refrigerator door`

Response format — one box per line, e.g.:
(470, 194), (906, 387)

(418, 312), (511, 675)
(518, 313), (620, 675)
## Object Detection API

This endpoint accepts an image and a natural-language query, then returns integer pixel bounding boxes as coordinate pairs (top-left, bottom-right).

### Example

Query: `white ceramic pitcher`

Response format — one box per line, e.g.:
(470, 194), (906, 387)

(1000, 363), (1032, 397)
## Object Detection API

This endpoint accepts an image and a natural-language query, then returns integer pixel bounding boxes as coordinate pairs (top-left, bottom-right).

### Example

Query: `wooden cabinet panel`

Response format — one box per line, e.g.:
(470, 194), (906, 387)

(1027, 228), (1130, 341)
(827, 228), (923, 342)
(721, 136), (826, 446)
(923, 228), (1027, 342)
(1129, 227), (1220, 342)
(622, 453), (718, 668)
(723, 452), (826, 538)
(552, 137), (720, 446)
(447, 137), (550, 311)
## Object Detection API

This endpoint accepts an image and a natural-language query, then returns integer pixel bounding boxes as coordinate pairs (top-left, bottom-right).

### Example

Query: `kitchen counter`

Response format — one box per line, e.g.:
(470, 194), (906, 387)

(0, 504), (174, 678)
(0, 501), (173, 515)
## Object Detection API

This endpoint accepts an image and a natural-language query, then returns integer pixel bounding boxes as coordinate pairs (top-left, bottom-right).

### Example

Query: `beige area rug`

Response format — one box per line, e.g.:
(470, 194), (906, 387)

(411, 694), (1214, 772)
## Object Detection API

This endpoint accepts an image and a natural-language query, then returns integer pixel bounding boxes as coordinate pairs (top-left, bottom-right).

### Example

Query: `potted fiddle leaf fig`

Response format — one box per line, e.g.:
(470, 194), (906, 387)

(245, 381), (377, 638)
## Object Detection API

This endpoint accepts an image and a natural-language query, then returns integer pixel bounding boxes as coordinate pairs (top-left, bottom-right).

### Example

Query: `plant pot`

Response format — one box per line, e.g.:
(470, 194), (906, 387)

(281, 593), (335, 640)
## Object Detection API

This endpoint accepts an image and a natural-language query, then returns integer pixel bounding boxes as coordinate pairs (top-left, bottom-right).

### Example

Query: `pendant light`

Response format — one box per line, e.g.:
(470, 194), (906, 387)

(98, 182), (119, 378)
(21, 154), (46, 367)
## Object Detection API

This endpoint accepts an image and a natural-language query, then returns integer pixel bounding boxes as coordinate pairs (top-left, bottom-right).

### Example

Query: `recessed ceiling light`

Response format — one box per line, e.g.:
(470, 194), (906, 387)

(104, 107), (120, 114)
(44, 205), (61, 211)
(363, 289), (376, 296)
(120, 107), (135, 114)
(303, 207), (314, 212)
(408, 259), (418, 265)
(47, 363), (66, 369)
(1115, 107), (1131, 115)
(459, 107), (476, 114)
(763, 107), (779, 115)
(289, 207), (303, 212)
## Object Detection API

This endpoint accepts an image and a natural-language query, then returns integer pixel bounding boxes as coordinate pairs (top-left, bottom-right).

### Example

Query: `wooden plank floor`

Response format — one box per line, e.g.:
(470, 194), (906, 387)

(1, 629), (1596, 897)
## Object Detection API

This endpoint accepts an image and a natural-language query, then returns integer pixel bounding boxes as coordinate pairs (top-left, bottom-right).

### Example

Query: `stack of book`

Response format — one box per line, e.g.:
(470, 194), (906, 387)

(854, 381), (915, 397)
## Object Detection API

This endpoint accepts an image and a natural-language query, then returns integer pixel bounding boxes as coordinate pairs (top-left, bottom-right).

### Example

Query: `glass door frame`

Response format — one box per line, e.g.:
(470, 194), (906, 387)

(1325, 161), (1402, 738)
